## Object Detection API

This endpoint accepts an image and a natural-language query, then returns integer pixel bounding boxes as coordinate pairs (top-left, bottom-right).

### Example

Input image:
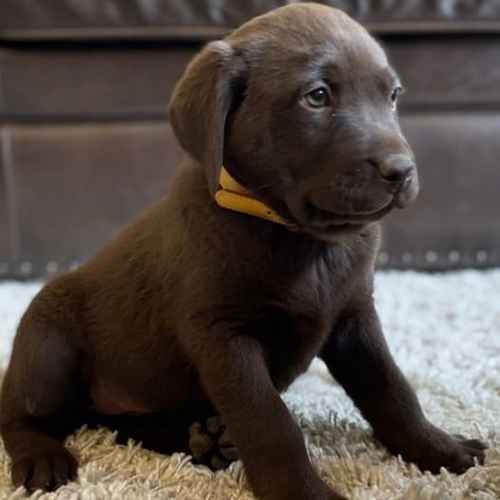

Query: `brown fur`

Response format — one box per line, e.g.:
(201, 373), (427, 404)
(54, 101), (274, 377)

(0, 4), (485, 499)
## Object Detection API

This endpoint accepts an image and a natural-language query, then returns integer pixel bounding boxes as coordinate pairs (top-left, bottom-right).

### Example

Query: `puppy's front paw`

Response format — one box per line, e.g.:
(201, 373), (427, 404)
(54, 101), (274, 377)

(12, 445), (78, 492)
(189, 416), (240, 470)
(398, 425), (487, 474)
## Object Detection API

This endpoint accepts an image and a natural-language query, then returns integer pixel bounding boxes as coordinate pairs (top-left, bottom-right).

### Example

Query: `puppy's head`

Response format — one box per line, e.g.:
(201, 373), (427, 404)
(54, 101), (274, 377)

(169, 3), (419, 241)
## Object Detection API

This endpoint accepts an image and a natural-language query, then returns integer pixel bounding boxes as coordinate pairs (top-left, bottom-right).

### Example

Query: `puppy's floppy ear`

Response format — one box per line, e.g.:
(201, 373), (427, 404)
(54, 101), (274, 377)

(169, 41), (247, 196)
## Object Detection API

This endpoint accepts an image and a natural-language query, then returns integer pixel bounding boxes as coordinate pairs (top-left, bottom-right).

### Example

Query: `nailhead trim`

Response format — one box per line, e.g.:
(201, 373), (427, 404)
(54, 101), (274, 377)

(448, 250), (460, 263)
(476, 250), (488, 263)
(19, 262), (32, 275)
(425, 251), (439, 263)
(0, 253), (497, 279)
(46, 261), (58, 274)
(375, 250), (496, 267)
(402, 252), (413, 264)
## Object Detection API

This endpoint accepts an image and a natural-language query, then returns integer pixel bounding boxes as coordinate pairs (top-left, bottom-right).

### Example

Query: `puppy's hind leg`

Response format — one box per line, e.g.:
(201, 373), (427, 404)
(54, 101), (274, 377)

(1, 294), (85, 492)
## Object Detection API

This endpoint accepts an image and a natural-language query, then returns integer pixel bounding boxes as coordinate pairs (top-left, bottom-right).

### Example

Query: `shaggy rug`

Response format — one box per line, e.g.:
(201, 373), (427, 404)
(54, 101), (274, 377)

(0, 270), (499, 499)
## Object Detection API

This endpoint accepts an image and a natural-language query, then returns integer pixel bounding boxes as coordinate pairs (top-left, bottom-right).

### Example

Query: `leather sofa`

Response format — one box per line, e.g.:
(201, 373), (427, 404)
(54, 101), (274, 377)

(1, 1), (499, 279)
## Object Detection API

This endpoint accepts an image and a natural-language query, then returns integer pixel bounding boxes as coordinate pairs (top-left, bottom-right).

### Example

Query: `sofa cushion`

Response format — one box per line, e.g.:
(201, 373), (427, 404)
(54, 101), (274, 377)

(2, 0), (500, 41)
(1, 122), (183, 278)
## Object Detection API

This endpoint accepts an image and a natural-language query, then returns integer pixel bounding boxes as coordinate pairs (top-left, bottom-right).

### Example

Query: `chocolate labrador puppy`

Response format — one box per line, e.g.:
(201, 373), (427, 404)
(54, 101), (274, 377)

(0, 3), (486, 500)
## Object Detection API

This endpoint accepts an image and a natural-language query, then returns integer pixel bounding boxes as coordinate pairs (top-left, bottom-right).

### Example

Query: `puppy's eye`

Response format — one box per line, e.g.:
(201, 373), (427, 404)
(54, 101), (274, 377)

(304, 87), (331, 109)
(390, 86), (403, 109)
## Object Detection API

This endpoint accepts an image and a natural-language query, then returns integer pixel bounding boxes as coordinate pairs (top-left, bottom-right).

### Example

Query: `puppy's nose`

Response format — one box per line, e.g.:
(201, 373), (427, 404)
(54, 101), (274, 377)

(370, 154), (415, 184)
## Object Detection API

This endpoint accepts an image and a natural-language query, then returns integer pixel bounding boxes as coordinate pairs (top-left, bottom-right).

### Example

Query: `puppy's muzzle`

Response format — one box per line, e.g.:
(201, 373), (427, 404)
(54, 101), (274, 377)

(293, 153), (419, 230)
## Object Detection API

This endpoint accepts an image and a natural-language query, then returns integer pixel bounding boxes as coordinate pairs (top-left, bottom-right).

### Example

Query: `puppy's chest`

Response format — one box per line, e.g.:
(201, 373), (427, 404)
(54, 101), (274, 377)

(252, 253), (351, 391)
(255, 306), (330, 391)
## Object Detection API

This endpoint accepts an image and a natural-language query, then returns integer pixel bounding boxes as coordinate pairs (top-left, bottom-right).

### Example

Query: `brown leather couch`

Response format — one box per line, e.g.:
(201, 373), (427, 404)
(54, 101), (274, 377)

(1, 1), (499, 279)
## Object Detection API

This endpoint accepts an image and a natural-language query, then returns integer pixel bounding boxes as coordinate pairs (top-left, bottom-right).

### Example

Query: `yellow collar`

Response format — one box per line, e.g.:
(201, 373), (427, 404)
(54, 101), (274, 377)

(214, 167), (287, 225)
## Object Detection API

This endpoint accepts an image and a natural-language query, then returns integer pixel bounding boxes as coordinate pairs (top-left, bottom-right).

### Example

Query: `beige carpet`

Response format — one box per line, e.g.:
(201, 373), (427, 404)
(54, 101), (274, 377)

(0, 271), (499, 499)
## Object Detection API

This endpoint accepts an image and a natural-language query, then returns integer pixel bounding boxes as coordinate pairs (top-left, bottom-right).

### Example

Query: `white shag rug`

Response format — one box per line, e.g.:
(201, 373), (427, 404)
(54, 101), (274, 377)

(0, 270), (499, 500)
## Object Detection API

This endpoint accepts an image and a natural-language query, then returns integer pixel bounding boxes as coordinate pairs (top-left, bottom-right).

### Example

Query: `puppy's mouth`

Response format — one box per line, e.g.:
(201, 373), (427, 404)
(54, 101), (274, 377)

(304, 198), (393, 227)
(285, 197), (393, 237)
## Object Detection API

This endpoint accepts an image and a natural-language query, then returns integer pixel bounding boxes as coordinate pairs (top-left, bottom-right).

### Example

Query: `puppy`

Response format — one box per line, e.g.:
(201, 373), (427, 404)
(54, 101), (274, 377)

(0, 4), (486, 500)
